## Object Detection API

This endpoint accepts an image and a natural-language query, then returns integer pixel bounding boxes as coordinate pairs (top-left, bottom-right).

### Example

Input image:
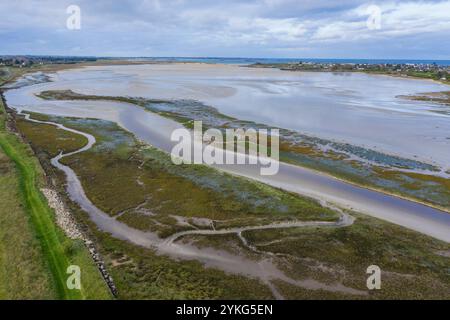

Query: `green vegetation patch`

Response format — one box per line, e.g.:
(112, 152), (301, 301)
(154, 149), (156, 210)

(243, 212), (450, 299)
(18, 113), (337, 238)
(16, 118), (87, 157)
(15, 109), (450, 299)
(97, 232), (274, 299)
(15, 112), (280, 300)
(0, 97), (111, 299)
(0, 147), (55, 299)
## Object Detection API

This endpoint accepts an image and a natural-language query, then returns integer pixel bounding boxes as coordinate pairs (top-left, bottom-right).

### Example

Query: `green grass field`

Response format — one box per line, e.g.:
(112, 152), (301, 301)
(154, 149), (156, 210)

(0, 96), (111, 299)
(0, 147), (55, 299)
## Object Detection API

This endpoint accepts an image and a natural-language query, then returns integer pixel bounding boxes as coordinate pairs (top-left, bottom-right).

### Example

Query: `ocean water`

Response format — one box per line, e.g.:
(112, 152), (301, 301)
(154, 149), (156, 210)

(131, 57), (450, 66)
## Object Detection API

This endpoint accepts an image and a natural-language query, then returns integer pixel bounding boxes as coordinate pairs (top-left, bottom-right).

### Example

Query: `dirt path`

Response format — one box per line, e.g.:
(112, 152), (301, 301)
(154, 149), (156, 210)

(163, 213), (354, 247)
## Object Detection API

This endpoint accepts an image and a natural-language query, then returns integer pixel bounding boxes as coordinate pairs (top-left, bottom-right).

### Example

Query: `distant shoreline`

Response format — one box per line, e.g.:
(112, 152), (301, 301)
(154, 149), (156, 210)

(3, 55), (450, 65)
(116, 57), (450, 67)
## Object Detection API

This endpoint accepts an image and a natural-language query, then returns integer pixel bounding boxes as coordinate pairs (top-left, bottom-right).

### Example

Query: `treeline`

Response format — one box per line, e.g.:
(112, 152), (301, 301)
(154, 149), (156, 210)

(0, 55), (98, 67)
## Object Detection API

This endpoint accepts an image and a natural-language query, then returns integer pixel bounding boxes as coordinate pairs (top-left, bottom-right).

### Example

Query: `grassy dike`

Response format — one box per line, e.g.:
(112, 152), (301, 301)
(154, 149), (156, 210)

(0, 95), (111, 299)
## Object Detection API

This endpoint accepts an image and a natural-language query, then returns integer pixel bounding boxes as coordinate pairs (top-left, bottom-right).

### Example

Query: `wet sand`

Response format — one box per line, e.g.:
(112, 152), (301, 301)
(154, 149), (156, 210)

(38, 64), (450, 169)
(4, 64), (450, 242)
(6, 63), (450, 170)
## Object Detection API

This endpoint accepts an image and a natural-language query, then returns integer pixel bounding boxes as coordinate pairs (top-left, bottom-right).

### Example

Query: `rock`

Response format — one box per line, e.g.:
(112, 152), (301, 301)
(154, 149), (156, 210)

(40, 187), (118, 297)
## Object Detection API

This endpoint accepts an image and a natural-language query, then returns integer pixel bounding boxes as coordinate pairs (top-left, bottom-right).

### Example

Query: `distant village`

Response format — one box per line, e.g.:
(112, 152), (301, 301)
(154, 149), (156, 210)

(0, 55), (97, 67)
(251, 61), (449, 82)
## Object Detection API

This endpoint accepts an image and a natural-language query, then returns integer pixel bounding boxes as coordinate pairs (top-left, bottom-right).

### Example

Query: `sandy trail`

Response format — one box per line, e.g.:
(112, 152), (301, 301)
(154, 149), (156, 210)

(162, 214), (353, 247)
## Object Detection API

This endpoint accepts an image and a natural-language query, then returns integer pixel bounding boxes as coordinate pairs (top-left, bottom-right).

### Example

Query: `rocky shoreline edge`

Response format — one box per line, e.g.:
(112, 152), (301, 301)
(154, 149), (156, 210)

(41, 188), (118, 297)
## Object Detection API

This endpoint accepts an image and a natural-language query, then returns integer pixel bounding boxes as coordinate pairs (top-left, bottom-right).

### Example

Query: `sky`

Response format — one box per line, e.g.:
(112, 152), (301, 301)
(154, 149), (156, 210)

(0, 0), (449, 59)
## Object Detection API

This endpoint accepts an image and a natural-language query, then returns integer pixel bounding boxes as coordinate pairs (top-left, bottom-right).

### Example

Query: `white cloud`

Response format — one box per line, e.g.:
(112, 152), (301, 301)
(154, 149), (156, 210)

(228, 17), (307, 42)
(313, 1), (450, 42)
(0, 0), (448, 58)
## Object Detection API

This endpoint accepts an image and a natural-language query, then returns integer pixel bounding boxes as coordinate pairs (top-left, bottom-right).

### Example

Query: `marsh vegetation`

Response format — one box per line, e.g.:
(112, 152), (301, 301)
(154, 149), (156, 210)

(16, 111), (450, 299)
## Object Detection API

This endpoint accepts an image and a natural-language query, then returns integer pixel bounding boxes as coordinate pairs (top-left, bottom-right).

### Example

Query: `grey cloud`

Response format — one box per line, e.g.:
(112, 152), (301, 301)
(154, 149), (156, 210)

(0, 0), (448, 58)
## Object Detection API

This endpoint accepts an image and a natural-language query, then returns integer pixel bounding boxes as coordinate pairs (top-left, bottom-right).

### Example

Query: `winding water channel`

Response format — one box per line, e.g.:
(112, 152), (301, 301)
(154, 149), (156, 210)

(7, 64), (450, 298)
(21, 112), (366, 299)
(6, 69), (450, 242)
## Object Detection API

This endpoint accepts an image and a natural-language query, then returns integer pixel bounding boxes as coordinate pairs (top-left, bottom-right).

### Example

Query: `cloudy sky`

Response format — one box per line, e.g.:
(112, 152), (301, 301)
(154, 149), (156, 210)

(1, 0), (449, 59)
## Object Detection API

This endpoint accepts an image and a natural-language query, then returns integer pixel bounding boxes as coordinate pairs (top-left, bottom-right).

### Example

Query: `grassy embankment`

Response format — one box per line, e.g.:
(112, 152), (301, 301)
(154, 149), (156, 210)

(16, 112), (450, 299)
(36, 90), (450, 211)
(0, 127), (54, 298)
(0, 95), (111, 299)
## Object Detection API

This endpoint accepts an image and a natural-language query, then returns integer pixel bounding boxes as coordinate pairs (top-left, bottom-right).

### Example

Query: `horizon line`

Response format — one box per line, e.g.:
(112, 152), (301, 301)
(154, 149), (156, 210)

(1, 54), (450, 62)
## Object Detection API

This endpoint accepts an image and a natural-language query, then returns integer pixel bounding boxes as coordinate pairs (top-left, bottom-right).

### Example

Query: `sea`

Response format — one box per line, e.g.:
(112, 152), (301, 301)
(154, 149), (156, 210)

(127, 57), (450, 66)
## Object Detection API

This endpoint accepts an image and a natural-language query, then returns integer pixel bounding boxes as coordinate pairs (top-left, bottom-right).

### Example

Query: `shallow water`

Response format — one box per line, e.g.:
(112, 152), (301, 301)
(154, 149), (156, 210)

(4, 64), (450, 242)
(5, 63), (450, 171)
